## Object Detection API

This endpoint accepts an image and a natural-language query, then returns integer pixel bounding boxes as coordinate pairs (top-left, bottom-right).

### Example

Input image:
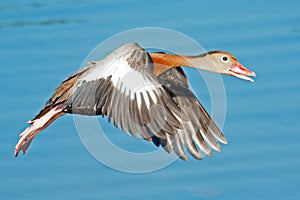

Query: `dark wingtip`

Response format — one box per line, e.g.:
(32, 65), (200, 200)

(180, 155), (188, 161)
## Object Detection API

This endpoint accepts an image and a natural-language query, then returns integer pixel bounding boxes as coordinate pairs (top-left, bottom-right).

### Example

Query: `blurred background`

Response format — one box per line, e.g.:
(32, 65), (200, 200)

(0, 0), (299, 199)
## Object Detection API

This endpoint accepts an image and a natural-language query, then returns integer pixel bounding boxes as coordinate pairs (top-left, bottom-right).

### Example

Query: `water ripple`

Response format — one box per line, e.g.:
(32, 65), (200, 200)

(0, 19), (86, 29)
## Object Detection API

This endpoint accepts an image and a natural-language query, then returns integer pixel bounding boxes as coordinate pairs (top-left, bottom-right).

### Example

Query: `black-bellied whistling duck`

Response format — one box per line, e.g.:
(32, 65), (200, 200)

(15, 43), (255, 160)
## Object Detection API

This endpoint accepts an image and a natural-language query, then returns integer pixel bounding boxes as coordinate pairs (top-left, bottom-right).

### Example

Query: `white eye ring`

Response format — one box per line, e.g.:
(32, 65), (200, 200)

(221, 56), (229, 62)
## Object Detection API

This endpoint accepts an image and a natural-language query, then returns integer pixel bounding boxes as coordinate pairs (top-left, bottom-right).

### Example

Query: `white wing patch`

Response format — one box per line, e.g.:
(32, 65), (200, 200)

(80, 46), (160, 107)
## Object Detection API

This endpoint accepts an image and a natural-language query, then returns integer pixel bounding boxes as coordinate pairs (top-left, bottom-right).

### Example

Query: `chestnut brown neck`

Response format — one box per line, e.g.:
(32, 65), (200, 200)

(150, 52), (215, 77)
(150, 53), (193, 76)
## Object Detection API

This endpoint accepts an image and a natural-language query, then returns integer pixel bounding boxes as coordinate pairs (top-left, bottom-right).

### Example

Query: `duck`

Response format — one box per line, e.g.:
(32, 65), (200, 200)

(14, 43), (255, 160)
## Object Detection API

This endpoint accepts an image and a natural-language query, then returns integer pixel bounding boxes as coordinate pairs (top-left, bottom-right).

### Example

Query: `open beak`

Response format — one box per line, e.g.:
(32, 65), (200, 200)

(229, 61), (256, 82)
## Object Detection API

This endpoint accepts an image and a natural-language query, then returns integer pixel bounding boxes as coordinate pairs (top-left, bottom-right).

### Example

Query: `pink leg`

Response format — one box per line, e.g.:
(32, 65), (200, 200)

(15, 105), (65, 157)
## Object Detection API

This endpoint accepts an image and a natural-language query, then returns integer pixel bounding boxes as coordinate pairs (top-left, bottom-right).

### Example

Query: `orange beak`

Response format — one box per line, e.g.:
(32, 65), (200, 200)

(229, 61), (256, 82)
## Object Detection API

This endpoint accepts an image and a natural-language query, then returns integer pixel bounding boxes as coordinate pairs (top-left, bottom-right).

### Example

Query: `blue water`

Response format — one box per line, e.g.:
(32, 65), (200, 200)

(1, 0), (299, 199)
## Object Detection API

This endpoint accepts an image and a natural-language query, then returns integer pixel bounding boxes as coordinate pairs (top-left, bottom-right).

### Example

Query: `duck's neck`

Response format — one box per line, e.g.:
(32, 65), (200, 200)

(150, 53), (214, 76)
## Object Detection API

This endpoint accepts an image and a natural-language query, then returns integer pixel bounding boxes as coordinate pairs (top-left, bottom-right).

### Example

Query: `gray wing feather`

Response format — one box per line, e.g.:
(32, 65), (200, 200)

(154, 67), (227, 160)
(64, 43), (185, 142)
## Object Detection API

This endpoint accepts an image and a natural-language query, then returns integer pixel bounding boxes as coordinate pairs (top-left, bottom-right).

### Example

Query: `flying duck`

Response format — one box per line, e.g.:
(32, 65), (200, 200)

(15, 43), (255, 160)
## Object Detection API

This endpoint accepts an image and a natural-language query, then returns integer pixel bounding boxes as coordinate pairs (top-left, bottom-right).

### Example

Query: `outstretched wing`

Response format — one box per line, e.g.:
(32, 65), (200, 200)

(152, 67), (227, 160)
(57, 43), (186, 140)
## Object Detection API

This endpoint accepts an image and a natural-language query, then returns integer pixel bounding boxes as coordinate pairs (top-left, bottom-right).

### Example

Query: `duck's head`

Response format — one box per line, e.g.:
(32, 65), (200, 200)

(207, 51), (256, 82)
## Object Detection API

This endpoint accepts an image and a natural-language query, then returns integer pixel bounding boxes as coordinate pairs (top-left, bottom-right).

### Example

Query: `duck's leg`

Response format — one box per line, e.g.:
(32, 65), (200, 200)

(14, 105), (65, 157)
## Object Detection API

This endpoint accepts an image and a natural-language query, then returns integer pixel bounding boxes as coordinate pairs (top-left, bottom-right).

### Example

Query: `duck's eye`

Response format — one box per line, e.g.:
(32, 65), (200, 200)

(222, 56), (229, 62)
